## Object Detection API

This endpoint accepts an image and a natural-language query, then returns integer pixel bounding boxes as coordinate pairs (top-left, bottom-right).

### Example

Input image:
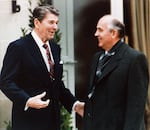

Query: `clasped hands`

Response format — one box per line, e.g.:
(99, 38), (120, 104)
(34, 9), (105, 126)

(73, 101), (85, 117)
(26, 92), (85, 117)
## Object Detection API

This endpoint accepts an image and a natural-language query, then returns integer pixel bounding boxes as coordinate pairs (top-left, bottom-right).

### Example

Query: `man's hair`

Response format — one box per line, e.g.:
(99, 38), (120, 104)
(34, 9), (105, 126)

(31, 5), (59, 28)
(108, 18), (125, 38)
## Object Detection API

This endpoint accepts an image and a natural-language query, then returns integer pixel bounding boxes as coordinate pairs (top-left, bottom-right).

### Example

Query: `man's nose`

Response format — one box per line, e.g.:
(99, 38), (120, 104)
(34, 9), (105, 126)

(53, 23), (58, 30)
(94, 30), (98, 36)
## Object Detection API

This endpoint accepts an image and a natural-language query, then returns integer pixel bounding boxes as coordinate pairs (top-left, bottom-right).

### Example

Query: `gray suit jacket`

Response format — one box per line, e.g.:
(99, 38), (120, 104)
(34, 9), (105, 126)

(83, 41), (149, 130)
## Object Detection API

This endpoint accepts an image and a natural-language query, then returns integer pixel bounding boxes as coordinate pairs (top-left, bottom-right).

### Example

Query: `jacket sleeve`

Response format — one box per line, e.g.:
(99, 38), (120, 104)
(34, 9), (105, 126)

(123, 53), (149, 130)
(59, 81), (77, 113)
(0, 42), (30, 109)
(51, 43), (77, 113)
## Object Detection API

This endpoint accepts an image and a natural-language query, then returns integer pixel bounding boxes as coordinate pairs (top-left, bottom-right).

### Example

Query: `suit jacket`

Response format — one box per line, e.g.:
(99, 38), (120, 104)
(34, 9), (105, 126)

(83, 41), (149, 130)
(0, 33), (76, 130)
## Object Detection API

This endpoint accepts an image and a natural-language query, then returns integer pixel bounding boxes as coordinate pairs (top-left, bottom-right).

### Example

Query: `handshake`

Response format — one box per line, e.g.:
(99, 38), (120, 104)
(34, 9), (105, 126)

(73, 101), (85, 117)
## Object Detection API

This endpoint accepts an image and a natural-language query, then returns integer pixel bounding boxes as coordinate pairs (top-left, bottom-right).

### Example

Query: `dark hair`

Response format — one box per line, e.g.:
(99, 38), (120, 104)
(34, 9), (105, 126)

(109, 18), (125, 38)
(31, 5), (59, 28)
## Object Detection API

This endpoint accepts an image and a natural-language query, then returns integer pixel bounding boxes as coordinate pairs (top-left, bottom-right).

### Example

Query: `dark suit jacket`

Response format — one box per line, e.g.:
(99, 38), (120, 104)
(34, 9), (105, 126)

(0, 33), (76, 130)
(83, 41), (149, 130)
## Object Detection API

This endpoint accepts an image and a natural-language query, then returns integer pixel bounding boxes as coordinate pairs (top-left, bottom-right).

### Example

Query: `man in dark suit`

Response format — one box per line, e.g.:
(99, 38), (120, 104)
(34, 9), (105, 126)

(0, 5), (84, 130)
(82, 15), (149, 130)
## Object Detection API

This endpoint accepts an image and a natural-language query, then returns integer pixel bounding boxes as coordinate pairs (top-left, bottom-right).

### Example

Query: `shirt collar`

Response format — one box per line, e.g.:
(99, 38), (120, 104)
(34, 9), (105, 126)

(108, 40), (123, 54)
(31, 30), (49, 48)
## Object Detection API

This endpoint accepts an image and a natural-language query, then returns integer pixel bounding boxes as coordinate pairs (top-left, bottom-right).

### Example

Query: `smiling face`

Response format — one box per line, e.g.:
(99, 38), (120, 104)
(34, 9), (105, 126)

(95, 19), (112, 50)
(94, 15), (121, 51)
(34, 12), (59, 43)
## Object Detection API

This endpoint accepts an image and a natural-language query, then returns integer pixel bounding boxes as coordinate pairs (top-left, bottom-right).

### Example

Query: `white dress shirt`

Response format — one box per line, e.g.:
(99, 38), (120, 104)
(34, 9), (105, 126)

(31, 30), (54, 72)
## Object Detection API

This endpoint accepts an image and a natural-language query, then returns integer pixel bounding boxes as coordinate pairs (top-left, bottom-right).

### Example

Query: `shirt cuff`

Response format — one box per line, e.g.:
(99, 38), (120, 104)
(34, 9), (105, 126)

(24, 99), (30, 111)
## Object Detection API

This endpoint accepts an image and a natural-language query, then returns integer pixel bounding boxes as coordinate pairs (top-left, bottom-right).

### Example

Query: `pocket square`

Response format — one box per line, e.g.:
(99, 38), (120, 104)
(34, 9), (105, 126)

(59, 60), (63, 64)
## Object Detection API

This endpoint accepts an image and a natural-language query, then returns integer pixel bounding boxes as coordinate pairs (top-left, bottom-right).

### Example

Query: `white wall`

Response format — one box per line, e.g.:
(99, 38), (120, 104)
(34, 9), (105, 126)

(0, 0), (37, 69)
(111, 0), (124, 22)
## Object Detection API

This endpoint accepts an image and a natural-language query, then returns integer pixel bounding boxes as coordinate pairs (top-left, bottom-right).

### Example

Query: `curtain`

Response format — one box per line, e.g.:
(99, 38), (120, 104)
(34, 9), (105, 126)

(130, 0), (150, 130)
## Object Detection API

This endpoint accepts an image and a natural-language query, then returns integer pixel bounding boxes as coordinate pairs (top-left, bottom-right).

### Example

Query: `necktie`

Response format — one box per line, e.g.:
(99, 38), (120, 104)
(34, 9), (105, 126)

(88, 52), (115, 99)
(96, 52), (115, 78)
(43, 44), (54, 79)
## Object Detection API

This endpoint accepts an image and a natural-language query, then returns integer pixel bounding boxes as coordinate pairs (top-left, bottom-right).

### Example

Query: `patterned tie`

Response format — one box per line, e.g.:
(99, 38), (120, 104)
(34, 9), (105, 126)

(96, 52), (115, 78)
(43, 44), (54, 79)
(88, 51), (115, 99)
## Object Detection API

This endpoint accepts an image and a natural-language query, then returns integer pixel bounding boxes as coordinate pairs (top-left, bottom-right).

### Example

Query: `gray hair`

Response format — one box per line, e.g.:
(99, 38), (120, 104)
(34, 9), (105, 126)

(108, 18), (125, 38)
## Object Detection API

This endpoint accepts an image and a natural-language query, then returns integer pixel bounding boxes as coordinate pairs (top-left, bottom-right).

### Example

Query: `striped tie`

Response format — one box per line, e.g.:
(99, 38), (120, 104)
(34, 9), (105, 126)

(43, 44), (54, 80)
(96, 52), (115, 78)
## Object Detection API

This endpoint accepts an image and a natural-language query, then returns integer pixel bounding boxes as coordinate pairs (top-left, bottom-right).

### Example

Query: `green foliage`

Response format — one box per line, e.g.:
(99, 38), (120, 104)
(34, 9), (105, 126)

(60, 106), (73, 130)
(28, 0), (34, 29)
(20, 0), (33, 35)
(54, 29), (62, 43)
(4, 120), (11, 130)
(20, 27), (28, 37)
(38, 0), (48, 6)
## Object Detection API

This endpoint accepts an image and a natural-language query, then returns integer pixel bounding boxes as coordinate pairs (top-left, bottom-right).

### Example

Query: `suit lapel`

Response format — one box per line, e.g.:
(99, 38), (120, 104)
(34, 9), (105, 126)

(49, 40), (58, 63)
(94, 42), (128, 85)
(26, 34), (48, 74)
(89, 52), (102, 88)
(96, 55), (120, 82)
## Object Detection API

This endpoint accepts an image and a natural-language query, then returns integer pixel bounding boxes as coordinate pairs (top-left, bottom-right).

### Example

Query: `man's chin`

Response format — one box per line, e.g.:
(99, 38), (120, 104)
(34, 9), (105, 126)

(48, 36), (54, 40)
(98, 43), (102, 48)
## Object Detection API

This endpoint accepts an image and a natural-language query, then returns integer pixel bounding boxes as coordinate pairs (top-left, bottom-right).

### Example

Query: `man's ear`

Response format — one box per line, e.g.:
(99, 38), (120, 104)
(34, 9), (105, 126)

(34, 18), (40, 29)
(111, 29), (118, 39)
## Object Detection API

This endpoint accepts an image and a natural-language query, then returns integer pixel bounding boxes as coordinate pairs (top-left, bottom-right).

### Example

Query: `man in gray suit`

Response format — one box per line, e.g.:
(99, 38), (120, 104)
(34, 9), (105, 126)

(83, 15), (149, 130)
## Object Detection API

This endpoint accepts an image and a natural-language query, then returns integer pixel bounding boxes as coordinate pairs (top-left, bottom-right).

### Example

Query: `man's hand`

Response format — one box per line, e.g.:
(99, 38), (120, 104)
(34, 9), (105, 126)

(74, 101), (85, 117)
(27, 92), (50, 109)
